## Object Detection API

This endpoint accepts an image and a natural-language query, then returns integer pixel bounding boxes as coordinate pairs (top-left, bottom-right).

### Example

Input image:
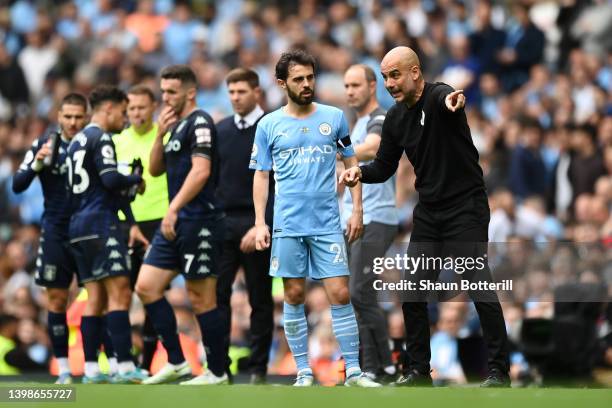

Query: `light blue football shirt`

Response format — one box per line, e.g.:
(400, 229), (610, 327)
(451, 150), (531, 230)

(250, 103), (354, 237)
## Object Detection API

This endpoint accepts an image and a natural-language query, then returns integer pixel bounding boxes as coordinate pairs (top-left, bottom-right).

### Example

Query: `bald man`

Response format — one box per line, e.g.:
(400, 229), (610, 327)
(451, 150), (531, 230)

(342, 64), (399, 383)
(340, 47), (510, 387)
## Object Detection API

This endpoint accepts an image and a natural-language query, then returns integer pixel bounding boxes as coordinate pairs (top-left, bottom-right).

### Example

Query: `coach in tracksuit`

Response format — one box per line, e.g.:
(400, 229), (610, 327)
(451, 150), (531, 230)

(340, 47), (510, 387)
(215, 68), (274, 384)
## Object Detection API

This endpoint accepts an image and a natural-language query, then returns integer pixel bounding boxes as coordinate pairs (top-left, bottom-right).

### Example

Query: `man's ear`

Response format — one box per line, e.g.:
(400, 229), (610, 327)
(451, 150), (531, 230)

(187, 86), (197, 100)
(276, 79), (286, 89)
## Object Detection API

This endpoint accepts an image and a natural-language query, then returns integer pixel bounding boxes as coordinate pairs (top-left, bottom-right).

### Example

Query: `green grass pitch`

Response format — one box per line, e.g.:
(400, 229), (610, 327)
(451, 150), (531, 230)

(1, 384), (610, 408)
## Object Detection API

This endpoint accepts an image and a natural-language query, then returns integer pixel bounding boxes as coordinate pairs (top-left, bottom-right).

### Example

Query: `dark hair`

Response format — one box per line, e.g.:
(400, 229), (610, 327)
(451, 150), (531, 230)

(519, 116), (541, 132)
(226, 68), (260, 89)
(60, 92), (88, 110)
(128, 84), (156, 102)
(275, 49), (316, 81)
(160, 64), (197, 87)
(0, 314), (18, 329)
(89, 85), (128, 110)
(574, 124), (597, 142)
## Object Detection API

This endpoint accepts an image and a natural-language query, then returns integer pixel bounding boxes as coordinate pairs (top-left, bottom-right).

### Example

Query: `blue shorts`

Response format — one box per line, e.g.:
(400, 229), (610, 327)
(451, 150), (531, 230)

(69, 223), (130, 284)
(143, 218), (223, 280)
(35, 227), (77, 289)
(270, 233), (349, 280)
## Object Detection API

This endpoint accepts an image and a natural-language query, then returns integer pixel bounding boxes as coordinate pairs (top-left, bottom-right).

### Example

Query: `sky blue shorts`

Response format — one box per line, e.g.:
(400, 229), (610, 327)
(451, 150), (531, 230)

(270, 233), (349, 280)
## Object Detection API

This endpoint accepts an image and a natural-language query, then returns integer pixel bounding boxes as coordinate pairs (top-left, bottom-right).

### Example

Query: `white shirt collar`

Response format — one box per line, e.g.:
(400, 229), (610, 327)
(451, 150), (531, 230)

(234, 105), (264, 129)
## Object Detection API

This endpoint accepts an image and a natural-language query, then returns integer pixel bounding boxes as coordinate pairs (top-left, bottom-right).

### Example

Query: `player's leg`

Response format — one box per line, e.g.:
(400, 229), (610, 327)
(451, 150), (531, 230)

(268, 236), (312, 386)
(348, 222), (397, 382)
(81, 281), (107, 383)
(177, 219), (229, 386)
(103, 274), (144, 382)
(178, 276), (229, 385)
(46, 288), (71, 383)
(242, 247), (273, 383)
(309, 234), (380, 387)
(137, 227), (190, 384)
(136, 264), (189, 384)
(36, 230), (75, 384)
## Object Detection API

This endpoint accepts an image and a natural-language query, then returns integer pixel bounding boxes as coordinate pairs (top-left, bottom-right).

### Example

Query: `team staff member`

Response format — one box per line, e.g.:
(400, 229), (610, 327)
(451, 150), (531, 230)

(215, 68), (274, 385)
(113, 85), (169, 372)
(340, 47), (510, 387)
(341, 64), (399, 383)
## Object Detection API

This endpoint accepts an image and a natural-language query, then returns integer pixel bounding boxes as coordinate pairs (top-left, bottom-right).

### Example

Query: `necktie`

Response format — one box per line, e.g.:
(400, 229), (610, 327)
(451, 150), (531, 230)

(239, 119), (247, 129)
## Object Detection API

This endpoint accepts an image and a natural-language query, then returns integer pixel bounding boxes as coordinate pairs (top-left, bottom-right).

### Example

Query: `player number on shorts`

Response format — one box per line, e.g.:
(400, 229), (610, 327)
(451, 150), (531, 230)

(66, 150), (90, 194)
(184, 254), (194, 273)
(330, 243), (347, 264)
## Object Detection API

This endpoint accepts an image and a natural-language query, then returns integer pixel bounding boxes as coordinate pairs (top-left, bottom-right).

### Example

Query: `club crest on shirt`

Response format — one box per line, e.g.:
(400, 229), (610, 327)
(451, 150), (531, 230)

(319, 122), (332, 136)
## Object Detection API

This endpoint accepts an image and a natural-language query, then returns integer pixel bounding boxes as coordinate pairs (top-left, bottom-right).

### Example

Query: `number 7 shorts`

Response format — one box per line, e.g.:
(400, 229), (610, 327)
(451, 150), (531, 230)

(143, 218), (223, 280)
(269, 234), (350, 280)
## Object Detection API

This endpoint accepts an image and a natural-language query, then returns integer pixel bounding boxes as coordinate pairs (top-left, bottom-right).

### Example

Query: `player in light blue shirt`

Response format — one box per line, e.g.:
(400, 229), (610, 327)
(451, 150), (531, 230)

(250, 50), (380, 388)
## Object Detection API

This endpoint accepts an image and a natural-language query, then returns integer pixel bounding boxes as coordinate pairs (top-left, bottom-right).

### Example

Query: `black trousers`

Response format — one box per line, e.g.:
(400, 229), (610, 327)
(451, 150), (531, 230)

(403, 191), (509, 375)
(216, 214), (273, 375)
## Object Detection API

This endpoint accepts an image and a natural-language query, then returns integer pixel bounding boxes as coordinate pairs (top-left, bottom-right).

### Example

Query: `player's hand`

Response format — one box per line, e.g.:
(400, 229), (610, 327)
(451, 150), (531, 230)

(158, 105), (178, 135)
(128, 225), (150, 248)
(345, 210), (363, 244)
(240, 226), (257, 253)
(445, 90), (466, 112)
(255, 224), (270, 251)
(161, 207), (178, 241)
(338, 166), (362, 187)
(137, 178), (146, 195)
(34, 139), (52, 162)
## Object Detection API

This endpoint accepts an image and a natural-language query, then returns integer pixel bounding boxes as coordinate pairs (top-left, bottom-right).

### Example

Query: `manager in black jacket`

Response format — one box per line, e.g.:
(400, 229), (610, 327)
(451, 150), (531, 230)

(216, 68), (274, 384)
(340, 46), (510, 387)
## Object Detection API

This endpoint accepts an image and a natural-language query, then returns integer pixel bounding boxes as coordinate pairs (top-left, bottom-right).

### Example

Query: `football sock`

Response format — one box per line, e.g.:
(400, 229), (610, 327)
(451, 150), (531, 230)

(144, 298), (185, 365)
(283, 302), (310, 373)
(331, 303), (361, 374)
(195, 308), (226, 377)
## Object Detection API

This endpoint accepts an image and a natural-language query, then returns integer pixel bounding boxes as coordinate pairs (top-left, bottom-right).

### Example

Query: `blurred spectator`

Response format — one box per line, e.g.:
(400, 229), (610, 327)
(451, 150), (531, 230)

(568, 125), (607, 204)
(497, 3), (545, 92)
(125, 0), (169, 53)
(469, 0), (505, 75)
(163, 2), (206, 64)
(0, 43), (28, 120)
(508, 117), (548, 200)
(430, 304), (466, 385)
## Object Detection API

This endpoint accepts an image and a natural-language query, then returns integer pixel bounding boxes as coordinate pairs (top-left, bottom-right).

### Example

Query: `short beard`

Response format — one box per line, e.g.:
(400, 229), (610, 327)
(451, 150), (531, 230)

(287, 87), (314, 106)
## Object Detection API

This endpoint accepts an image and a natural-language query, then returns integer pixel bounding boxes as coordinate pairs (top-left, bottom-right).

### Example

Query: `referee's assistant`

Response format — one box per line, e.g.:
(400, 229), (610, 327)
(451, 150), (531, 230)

(114, 85), (169, 372)
(340, 47), (510, 387)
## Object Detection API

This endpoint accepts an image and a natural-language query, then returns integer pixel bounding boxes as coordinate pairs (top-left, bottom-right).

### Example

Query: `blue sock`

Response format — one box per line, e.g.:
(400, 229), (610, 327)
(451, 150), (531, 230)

(331, 303), (361, 374)
(283, 302), (310, 373)
(106, 311), (133, 363)
(101, 315), (115, 359)
(80, 316), (103, 363)
(196, 308), (226, 377)
(47, 311), (68, 359)
(144, 298), (185, 365)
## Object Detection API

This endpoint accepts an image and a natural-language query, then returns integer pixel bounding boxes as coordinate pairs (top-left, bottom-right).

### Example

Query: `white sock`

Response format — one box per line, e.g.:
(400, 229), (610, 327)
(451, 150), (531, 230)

(118, 360), (136, 375)
(346, 367), (361, 378)
(108, 357), (119, 375)
(57, 358), (71, 376)
(384, 365), (397, 375)
(84, 362), (100, 378)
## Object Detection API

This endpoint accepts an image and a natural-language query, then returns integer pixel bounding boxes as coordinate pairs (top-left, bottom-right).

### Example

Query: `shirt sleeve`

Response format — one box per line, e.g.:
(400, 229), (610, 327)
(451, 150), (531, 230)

(190, 114), (214, 159)
(433, 83), (456, 112)
(12, 138), (42, 193)
(366, 111), (386, 136)
(94, 133), (120, 177)
(249, 121), (273, 171)
(360, 110), (403, 183)
(335, 111), (355, 158)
